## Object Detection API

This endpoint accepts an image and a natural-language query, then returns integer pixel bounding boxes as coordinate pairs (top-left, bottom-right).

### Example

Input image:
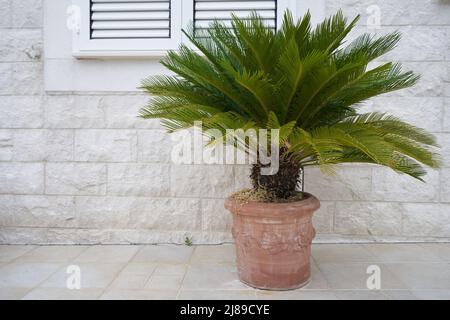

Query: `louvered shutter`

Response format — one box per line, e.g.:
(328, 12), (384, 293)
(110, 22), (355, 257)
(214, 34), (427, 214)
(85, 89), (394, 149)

(73, 0), (182, 57)
(72, 0), (295, 57)
(193, 0), (277, 31)
(90, 0), (171, 39)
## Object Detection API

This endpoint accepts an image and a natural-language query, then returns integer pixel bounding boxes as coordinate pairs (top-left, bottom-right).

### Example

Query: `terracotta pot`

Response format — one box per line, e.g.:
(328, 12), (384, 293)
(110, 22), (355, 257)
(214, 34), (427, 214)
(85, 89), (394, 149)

(225, 193), (320, 290)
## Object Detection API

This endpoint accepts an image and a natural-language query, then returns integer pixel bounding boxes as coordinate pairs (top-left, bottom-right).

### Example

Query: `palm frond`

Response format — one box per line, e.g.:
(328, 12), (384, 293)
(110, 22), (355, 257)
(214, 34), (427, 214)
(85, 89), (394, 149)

(139, 10), (439, 183)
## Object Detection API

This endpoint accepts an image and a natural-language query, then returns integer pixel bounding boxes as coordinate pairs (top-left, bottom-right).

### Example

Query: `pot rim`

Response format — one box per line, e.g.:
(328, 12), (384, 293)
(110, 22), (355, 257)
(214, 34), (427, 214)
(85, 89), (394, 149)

(225, 192), (320, 218)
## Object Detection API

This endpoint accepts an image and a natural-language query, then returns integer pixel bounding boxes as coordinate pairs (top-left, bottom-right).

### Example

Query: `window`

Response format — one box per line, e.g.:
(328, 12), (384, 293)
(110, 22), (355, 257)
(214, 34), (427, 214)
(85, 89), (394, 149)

(46, 0), (321, 91)
(72, 0), (296, 57)
(72, 0), (182, 57)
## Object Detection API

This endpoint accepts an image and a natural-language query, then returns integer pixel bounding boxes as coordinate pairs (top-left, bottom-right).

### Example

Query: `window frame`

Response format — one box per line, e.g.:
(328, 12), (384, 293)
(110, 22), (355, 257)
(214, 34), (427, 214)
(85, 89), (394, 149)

(72, 0), (297, 58)
(72, 0), (183, 57)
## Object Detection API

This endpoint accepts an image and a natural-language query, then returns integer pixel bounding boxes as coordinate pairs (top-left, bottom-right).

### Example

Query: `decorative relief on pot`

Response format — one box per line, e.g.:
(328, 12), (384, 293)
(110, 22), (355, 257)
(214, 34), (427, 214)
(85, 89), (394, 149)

(232, 221), (315, 255)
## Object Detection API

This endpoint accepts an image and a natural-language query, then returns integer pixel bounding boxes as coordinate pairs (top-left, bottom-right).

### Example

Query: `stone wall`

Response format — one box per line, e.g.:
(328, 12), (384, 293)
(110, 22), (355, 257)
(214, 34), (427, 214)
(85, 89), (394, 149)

(0, 0), (449, 244)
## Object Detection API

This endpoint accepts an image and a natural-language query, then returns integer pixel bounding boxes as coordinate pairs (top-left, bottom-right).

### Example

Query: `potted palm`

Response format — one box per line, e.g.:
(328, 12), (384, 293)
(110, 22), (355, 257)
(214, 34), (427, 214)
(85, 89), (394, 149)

(140, 11), (440, 290)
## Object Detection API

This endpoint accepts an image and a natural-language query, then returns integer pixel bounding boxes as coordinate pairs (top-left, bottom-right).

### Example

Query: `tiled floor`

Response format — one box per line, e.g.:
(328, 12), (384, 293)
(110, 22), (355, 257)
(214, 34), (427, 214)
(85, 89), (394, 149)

(0, 243), (449, 300)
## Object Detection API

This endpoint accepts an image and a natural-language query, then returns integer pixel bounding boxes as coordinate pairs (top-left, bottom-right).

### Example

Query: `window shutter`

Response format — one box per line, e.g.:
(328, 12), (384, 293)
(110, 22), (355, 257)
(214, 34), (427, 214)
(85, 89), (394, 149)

(90, 0), (172, 39)
(193, 0), (277, 31)
(72, 0), (295, 57)
(72, 0), (182, 57)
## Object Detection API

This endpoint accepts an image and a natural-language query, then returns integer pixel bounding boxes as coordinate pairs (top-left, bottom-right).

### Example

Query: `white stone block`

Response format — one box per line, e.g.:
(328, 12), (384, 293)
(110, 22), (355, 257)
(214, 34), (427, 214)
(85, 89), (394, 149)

(202, 199), (232, 233)
(0, 227), (48, 244)
(0, 130), (13, 161)
(0, 63), (12, 94)
(445, 65), (450, 97)
(200, 231), (233, 244)
(364, 97), (442, 132)
(313, 201), (335, 234)
(9, 63), (43, 95)
(440, 169), (450, 203)
(9, 129), (73, 161)
(137, 130), (172, 163)
(372, 167), (439, 202)
(379, 26), (448, 61)
(335, 201), (402, 236)
(11, 0), (43, 28)
(44, 228), (112, 245)
(437, 134), (450, 167)
(102, 95), (157, 129)
(171, 165), (235, 198)
(402, 203), (450, 237)
(0, 0), (11, 27)
(443, 98), (450, 132)
(305, 166), (372, 201)
(106, 230), (204, 245)
(393, 62), (448, 98)
(0, 163), (44, 194)
(0, 195), (75, 228)
(327, 0), (450, 26)
(44, 96), (105, 129)
(45, 163), (107, 196)
(0, 29), (42, 62)
(75, 197), (201, 230)
(107, 164), (170, 196)
(0, 96), (43, 128)
(74, 130), (137, 162)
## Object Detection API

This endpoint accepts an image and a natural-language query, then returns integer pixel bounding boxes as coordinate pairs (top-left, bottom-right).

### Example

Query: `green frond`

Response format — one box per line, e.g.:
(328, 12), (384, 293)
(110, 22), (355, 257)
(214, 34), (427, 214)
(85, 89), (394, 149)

(335, 32), (401, 66)
(230, 12), (278, 73)
(309, 10), (359, 54)
(139, 10), (440, 183)
(340, 112), (438, 146)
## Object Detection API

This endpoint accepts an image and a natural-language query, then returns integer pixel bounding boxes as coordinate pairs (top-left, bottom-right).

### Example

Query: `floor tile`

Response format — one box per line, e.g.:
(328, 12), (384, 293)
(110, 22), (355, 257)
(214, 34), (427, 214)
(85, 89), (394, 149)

(22, 288), (103, 300)
(100, 289), (178, 300)
(182, 263), (248, 290)
(74, 245), (139, 263)
(119, 262), (157, 275)
(0, 288), (31, 300)
(39, 263), (124, 289)
(0, 244), (449, 300)
(316, 262), (408, 290)
(190, 245), (236, 264)
(0, 262), (61, 288)
(312, 244), (377, 263)
(380, 290), (417, 300)
(153, 264), (187, 276)
(0, 245), (35, 262)
(363, 244), (442, 262)
(333, 290), (387, 300)
(385, 263), (450, 289)
(132, 245), (194, 264)
(256, 289), (337, 300)
(418, 243), (450, 261)
(411, 289), (450, 300)
(16, 245), (88, 263)
(303, 261), (330, 289)
(146, 274), (184, 290)
(178, 290), (256, 300)
(109, 273), (151, 290)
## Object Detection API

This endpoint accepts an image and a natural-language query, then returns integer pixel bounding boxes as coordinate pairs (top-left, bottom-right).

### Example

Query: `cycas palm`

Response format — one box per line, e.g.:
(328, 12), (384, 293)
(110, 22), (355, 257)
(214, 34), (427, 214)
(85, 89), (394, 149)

(140, 10), (440, 199)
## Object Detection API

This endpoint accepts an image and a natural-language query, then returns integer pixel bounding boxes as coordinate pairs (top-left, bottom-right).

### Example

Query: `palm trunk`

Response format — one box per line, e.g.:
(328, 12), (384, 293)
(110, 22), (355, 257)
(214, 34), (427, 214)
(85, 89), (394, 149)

(250, 154), (301, 199)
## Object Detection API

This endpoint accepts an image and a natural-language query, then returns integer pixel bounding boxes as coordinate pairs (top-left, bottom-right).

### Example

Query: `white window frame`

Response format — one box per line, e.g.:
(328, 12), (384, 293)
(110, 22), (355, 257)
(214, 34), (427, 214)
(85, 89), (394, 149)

(72, 0), (297, 58)
(72, 0), (183, 57)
